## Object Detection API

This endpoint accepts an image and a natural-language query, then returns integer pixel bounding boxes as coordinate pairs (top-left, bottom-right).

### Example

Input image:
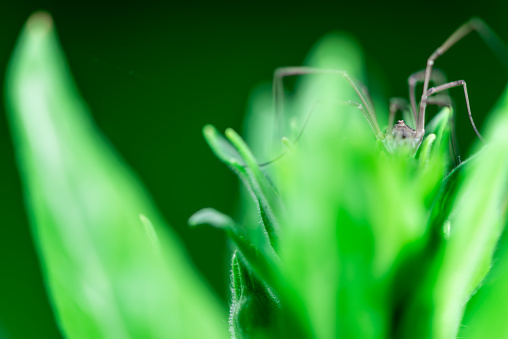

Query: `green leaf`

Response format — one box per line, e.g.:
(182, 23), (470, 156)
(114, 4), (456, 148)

(203, 125), (280, 251)
(203, 124), (246, 173)
(400, 84), (508, 339)
(428, 106), (452, 150)
(426, 151), (481, 239)
(458, 217), (508, 339)
(273, 33), (423, 339)
(5, 12), (226, 339)
(225, 128), (280, 250)
(189, 208), (279, 289)
(417, 133), (436, 167)
(190, 208), (312, 338)
(456, 84), (508, 339)
(229, 251), (281, 338)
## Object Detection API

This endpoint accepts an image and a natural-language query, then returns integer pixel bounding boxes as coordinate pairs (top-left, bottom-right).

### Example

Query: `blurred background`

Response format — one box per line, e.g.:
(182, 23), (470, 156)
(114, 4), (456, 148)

(1, 1), (508, 337)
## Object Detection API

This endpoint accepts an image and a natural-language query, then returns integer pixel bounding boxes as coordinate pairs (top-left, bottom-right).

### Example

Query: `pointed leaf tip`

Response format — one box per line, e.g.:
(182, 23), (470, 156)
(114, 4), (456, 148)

(225, 127), (236, 139)
(203, 124), (216, 138)
(26, 11), (53, 34)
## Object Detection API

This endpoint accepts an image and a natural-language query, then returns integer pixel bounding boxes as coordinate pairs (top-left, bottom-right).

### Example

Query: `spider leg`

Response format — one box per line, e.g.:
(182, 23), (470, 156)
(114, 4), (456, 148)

(408, 68), (447, 122)
(423, 80), (484, 142)
(273, 67), (382, 139)
(389, 93), (451, 133)
(417, 18), (508, 135)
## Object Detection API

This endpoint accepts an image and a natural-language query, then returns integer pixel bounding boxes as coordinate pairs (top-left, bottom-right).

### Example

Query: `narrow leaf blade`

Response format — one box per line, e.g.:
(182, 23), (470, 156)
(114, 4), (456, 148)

(5, 12), (226, 339)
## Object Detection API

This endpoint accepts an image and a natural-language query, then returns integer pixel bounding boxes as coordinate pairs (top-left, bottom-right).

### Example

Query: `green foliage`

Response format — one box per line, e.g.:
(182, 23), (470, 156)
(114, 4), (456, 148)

(200, 32), (508, 339)
(5, 11), (508, 339)
(5, 12), (226, 339)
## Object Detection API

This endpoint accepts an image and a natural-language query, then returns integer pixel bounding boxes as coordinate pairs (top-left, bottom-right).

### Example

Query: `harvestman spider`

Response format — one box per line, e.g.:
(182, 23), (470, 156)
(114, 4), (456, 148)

(270, 18), (508, 160)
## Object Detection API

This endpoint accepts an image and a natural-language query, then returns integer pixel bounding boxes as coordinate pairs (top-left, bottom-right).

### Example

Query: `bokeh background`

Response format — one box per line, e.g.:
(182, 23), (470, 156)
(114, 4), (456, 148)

(1, 1), (508, 338)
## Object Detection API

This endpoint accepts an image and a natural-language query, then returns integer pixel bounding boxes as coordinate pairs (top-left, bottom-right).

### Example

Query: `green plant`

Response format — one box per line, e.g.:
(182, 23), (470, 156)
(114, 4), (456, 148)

(5, 12), (508, 339)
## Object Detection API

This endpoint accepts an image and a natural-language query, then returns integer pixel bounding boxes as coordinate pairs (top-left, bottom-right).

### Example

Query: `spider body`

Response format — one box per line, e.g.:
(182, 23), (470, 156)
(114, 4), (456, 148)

(383, 120), (420, 154)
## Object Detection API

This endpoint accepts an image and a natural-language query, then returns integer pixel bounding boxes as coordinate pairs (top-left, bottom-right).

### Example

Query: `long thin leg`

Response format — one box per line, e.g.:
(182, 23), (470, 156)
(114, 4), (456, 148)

(417, 18), (508, 136)
(273, 67), (382, 139)
(258, 100), (368, 168)
(408, 68), (447, 122)
(423, 80), (484, 142)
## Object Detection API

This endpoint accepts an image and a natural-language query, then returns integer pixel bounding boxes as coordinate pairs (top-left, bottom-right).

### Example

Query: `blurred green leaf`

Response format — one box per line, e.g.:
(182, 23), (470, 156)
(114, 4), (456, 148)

(271, 32), (434, 339)
(400, 85), (508, 339)
(458, 217), (508, 339)
(426, 151), (481, 240)
(456, 84), (508, 339)
(425, 107), (452, 149)
(424, 106), (453, 164)
(5, 12), (226, 339)
(266, 31), (460, 339)
(417, 133), (436, 167)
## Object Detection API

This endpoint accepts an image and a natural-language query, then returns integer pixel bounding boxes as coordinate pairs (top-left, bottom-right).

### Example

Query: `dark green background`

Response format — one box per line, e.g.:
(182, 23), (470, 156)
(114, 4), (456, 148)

(1, 1), (507, 338)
